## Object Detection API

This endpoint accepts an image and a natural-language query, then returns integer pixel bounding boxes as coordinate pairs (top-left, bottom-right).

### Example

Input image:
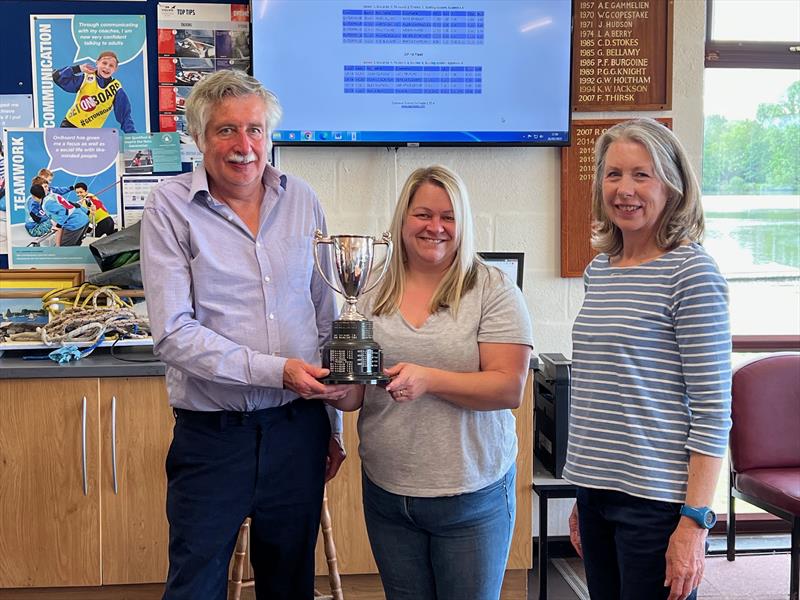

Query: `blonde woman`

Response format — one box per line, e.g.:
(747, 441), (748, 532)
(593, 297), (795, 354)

(332, 165), (533, 599)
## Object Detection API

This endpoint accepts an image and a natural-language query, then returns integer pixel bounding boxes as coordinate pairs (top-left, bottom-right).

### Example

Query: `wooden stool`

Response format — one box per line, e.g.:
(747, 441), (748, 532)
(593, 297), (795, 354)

(229, 486), (343, 600)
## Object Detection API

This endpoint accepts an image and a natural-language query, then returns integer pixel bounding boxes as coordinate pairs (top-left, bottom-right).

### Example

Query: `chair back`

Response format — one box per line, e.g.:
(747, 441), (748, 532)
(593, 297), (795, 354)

(729, 353), (800, 474)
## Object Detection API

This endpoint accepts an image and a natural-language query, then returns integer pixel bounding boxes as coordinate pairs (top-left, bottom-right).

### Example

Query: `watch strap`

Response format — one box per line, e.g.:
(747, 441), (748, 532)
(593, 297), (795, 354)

(680, 504), (716, 529)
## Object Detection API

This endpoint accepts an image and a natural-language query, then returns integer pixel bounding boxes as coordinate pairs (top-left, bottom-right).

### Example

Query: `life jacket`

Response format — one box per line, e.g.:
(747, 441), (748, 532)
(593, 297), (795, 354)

(55, 194), (74, 211)
(65, 74), (124, 129)
(84, 193), (111, 224)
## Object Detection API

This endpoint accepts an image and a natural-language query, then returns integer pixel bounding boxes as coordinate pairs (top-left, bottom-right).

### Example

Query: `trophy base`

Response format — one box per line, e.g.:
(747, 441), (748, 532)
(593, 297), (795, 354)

(319, 373), (390, 385)
(321, 320), (387, 386)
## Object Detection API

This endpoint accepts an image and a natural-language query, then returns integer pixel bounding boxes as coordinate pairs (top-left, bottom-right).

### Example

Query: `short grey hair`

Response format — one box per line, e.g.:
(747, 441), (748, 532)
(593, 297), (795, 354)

(184, 70), (282, 150)
(591, 118), (704, 256)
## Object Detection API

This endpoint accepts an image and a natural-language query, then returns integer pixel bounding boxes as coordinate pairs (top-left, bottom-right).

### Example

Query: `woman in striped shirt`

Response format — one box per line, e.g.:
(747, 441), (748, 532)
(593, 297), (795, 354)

(564, 118), (732, 600)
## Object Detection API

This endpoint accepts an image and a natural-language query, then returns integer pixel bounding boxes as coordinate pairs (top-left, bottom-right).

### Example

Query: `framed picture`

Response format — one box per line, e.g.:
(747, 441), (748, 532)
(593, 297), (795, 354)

(0, 268), (85, 298)
(0, 269), (85, 342)
(478, 252), (525, 290)
(0, 293), (50, 342)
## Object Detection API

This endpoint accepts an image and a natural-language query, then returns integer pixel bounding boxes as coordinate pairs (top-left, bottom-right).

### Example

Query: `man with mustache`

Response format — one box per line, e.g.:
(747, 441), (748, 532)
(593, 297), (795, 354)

(140, 70), (347, 600)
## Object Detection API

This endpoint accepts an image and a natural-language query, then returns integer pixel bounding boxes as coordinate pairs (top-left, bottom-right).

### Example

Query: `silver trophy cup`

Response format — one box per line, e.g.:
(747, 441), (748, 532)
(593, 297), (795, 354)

(313, 230), (392, 384)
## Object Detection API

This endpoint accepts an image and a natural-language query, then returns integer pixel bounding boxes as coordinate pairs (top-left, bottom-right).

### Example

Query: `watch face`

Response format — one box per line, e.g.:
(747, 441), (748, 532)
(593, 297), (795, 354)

(704, 509), (717, 527)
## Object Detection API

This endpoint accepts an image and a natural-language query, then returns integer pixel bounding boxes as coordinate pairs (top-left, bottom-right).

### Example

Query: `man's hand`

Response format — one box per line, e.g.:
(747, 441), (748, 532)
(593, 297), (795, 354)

(283, 358), (347, 401)
(324, 433), (346, 482)
(664, 519), (707, 600)
(568, 503), (583, 558)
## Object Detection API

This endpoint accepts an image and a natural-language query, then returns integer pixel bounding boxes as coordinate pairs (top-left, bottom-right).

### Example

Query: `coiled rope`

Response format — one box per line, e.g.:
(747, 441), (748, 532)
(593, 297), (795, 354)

(8, 284), (151, 345)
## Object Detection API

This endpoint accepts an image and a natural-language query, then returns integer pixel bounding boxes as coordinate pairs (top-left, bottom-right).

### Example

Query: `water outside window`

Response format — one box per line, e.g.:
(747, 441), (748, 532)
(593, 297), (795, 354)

(702, 68), (800, 337)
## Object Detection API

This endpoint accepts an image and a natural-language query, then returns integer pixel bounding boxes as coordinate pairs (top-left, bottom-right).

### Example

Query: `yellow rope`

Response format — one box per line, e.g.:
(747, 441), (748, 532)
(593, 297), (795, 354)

(42, 284), (134, 315)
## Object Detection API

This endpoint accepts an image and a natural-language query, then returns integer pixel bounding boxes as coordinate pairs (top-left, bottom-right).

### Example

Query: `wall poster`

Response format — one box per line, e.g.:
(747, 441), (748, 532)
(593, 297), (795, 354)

(157, 3), (250, 162)
(30, 14), (150, 133)
(3, 128), (120, 274)
(122, 132), (182, 174)
(1, 95), (35, 257)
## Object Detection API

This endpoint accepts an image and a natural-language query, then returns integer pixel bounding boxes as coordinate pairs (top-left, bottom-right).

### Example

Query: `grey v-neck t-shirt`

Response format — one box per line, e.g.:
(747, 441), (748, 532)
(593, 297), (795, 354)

(357, 264), (534, 497)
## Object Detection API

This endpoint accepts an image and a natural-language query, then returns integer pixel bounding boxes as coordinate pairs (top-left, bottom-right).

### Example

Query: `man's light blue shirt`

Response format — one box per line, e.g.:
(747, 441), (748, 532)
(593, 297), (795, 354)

(140, 163), (340, 431)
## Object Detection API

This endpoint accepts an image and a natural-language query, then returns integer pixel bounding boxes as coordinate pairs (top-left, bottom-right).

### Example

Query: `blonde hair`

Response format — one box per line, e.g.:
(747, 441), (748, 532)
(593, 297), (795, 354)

(591, 118), (704, 257)
(31, 175), (48, 186)
(372, 165), (481, 317)
(37, 168), (53, 179)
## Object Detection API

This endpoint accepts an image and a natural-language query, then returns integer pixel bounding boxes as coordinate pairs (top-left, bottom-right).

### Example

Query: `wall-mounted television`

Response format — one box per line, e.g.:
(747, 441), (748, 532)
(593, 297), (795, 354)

(479, 252), (524, 290)
(252, 1), (573, 147)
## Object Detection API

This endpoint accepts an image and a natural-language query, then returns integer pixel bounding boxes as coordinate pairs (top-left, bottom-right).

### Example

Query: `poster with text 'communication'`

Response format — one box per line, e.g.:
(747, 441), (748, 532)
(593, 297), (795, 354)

(30, 14), (150, 134)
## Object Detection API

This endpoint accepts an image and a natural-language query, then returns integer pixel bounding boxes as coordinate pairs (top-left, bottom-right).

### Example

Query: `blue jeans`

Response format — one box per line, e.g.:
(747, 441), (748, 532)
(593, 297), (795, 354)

(362, 464), (516, 600)
(576, 487), (699, 600)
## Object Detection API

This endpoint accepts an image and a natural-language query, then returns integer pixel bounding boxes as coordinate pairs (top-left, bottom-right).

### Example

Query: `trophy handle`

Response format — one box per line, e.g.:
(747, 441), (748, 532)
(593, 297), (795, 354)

(312, 229), (343, 295)
(362, 232), (393, 295)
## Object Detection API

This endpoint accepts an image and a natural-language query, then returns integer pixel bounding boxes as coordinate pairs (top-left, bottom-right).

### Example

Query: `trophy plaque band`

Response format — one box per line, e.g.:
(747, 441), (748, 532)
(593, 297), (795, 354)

(320, 321), (389, 385)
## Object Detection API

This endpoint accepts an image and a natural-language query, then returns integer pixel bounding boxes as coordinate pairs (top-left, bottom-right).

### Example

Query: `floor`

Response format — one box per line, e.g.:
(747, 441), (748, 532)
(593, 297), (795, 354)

(0, 569), (579, 600)
(0, 535), (789, 600)
(528, 563), (582, 600)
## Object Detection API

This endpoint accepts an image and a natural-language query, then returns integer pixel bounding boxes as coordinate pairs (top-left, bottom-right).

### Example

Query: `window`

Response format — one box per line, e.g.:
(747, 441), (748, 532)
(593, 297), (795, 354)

(704, 0), (800, 522)
(703, 1), (800, 339)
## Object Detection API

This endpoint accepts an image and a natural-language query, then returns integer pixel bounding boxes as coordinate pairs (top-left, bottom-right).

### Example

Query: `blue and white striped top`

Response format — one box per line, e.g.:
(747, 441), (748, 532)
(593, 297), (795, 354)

(563, 243), (732, 503)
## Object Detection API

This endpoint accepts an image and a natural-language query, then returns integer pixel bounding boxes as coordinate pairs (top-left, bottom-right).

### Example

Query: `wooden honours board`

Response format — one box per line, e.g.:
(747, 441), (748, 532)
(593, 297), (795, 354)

(572, 0), (673, 112)
(560, 118), (672, 277)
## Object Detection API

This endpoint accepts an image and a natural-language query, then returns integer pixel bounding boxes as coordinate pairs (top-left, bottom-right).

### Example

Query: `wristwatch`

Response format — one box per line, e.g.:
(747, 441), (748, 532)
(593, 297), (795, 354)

(680, 504), (717, 529)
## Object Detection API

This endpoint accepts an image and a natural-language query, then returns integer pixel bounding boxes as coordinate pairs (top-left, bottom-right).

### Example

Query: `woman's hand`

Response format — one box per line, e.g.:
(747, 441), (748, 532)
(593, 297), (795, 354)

(568, 503), (583, 558)
(384, 362), (431, 402)
(664, 521), (707, 600)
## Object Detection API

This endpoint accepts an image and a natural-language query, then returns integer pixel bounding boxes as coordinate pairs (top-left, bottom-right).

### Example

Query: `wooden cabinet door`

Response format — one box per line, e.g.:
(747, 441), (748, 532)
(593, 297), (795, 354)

(0, 378), (101, 587)
(99, 377), (172, 584)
